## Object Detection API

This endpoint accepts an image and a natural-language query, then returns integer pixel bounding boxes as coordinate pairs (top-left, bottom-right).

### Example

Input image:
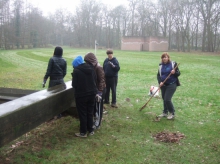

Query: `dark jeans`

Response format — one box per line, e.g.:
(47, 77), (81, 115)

(161, 83), (177, 114)
(105, 77), (118, 104)
(75, 95), (96, 134)
(49, 79), (64, 88)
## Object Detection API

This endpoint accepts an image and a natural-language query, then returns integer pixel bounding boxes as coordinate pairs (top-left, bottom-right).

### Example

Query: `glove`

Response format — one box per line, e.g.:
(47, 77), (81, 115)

(42, 79), (46, 88)
(97, 91), (102, 96)
(108, 61), (115, 68)
(96, 94), (102, 102)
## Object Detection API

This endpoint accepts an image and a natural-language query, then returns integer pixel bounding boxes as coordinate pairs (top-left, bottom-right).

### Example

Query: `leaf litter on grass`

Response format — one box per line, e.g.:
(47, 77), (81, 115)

(153, 131), (185, 143)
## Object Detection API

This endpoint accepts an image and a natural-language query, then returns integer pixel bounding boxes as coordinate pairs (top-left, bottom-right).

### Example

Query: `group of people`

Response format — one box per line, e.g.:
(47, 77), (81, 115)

(43, 46), (120, 137)
(43, 46), (181, 137)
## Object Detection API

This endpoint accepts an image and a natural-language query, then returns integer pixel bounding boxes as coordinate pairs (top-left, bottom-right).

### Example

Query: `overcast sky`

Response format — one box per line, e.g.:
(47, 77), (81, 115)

(30, 0), (129, 16)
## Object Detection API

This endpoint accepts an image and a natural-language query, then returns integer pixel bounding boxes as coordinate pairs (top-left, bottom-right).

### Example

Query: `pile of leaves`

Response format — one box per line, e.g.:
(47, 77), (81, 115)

(153, 131), (185, 143)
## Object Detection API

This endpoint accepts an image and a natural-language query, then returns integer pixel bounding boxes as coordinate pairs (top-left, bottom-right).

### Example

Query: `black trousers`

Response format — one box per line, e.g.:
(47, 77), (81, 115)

(75, 95), (96, 134)
(160, 83), (177, 114)
(105, 77), (118, 104)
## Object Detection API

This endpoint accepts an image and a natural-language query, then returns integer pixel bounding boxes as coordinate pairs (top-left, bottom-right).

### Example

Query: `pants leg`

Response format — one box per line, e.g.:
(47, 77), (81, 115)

(161, 83), (177, 114)
(105, 77), (111, 103)
(75, 95), (95, 134)
(87, 95), (95, 133)
(161, 86), (168, 114)
(111, 77), (118, 104)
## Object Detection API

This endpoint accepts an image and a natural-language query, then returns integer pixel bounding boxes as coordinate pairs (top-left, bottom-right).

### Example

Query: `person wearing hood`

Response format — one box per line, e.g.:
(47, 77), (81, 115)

(84, 52), (106, 129)
(103, 49), (120, 108)
(43, 46), (67, 88)
(71, 55), (97, 137)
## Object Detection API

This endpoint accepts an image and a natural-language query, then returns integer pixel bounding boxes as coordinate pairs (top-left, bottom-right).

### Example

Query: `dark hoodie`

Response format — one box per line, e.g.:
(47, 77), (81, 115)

(103, 57), (120, 77)
(44, 46), (67, 81)
(84, 53), (106, 92)
(72, 63), (97, 98)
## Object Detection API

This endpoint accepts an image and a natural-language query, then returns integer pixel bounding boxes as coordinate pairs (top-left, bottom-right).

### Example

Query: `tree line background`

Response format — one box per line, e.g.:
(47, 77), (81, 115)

(0, 0), (220, 52)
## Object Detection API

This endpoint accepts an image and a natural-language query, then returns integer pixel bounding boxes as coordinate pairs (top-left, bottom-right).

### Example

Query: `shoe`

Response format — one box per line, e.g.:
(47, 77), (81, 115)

(111, 104), (118, 108)
(75, 133), (87, 138)
(57, 114), (62, 119)
(158, 113), (168, 117)
(54, 114), (62, 119)
(93, 125), (100, 130)
(88, 131), (95, 136)
(167, 114), (175, 120)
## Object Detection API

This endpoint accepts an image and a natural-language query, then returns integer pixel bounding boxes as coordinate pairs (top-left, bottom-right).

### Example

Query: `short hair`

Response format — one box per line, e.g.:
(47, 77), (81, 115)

(161, 52), (171, 63)
(106, 49), (113, 55)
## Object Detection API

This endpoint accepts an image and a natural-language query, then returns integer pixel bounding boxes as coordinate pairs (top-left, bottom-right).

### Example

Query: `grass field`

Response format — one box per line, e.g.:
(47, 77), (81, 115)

(0, 47), (220, 164)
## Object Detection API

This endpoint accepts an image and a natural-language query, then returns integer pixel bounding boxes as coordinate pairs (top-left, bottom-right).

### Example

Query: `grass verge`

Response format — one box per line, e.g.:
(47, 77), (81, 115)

(0, 48), (220, 164)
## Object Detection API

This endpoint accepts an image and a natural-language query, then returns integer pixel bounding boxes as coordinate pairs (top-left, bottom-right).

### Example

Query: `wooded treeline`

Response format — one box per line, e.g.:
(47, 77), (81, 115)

(0, 0), (220, 52)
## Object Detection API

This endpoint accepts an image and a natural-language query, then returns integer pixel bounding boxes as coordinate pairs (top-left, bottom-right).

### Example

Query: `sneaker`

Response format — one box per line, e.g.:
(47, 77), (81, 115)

(167, 114), (175, 120)
(75, 133), (87, 138)
(88, 131), (95, 136)
(158, 113), (168, 117)
(93, 125), (101, 130)
(57, 113), (62, 119)
(54, 114), (62, 119)
(111, 104), (118, 108)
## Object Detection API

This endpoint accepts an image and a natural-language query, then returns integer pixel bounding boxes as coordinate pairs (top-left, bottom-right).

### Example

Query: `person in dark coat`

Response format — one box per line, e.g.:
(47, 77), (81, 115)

(43, 46), (67, 88)
(157, 52), (181, 120)
(103, 49), (120, 108)
(72, 56), (97, 137)
(84, 52), (106, 129)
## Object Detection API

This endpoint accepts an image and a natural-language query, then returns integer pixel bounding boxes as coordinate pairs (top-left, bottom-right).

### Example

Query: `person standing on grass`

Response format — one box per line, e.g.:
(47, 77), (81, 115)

(84, 52), (106, 129)
(43, 46), (67, 88)
(72, 56), (97, 138)
(157, 52), (181, 120)
(103, 49), (120, 108)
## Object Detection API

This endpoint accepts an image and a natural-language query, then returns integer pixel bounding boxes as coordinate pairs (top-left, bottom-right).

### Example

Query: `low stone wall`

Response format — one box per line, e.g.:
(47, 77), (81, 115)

(0, 81), (75, 147)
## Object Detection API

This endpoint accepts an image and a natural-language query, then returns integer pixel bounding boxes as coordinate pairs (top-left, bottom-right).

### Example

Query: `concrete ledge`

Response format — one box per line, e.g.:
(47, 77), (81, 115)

(0, 81), (75, 148)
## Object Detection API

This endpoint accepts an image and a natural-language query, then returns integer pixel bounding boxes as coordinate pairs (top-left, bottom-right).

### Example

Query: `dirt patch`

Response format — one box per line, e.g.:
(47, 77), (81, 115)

(153, 131), (185, 143)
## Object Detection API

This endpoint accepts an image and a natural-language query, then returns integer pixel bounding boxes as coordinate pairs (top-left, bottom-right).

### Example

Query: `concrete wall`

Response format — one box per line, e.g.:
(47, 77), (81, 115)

(121, 37), (144, 51)
(148, 37), (168, 51)
(121, 36), (168, 52)
(0, 81), (75, 147)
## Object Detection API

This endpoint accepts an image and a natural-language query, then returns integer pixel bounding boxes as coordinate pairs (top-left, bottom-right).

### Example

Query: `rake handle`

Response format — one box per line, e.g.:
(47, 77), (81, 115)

(139, 63), (180, 111)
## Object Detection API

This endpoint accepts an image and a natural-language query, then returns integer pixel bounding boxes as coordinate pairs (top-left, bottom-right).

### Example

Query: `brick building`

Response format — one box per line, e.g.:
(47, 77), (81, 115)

(121, 36), (168, 51)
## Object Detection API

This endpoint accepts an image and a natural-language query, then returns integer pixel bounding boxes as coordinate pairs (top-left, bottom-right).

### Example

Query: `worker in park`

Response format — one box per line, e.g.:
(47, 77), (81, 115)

(157, 52), (181, 120)
(72, 55), (97, 138)
(84, 52), (106, 129)
(103, 49), (120, 108)
(42, 46), (67, 88)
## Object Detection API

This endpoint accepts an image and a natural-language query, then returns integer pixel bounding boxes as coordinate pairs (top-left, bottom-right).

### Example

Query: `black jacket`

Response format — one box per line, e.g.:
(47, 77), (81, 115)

(72, 63), (97, 98)
(103, 57), (120, 77)
(44, 56), (67, 80)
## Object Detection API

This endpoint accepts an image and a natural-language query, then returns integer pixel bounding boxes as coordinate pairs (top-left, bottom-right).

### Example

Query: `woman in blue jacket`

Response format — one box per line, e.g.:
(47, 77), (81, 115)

(157, 52), (180, 120)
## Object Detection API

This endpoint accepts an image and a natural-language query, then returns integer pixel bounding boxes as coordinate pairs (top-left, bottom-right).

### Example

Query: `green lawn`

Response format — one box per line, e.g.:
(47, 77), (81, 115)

(0, 48), (220, 164)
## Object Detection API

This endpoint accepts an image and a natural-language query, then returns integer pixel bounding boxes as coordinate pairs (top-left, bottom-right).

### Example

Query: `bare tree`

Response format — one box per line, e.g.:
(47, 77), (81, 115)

(128, 0), (139, 36)
(197, 0), (220, 52)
